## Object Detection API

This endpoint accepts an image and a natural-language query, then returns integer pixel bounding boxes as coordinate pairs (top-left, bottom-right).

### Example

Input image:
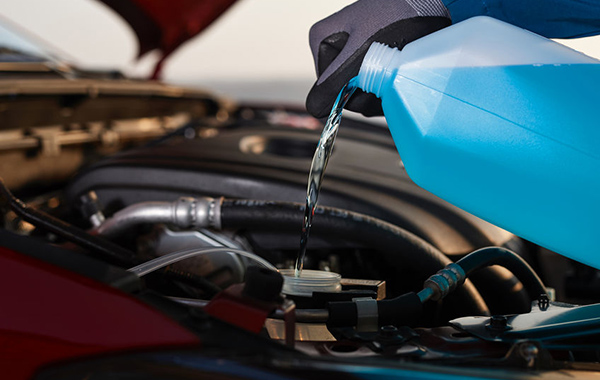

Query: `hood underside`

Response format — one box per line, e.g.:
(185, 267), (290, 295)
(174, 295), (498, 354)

(98, 0), (238, 77)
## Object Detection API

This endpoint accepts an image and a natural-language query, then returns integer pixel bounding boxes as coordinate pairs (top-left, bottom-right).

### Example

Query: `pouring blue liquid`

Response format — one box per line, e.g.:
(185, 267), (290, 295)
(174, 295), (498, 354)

(295, 79), (357, 277)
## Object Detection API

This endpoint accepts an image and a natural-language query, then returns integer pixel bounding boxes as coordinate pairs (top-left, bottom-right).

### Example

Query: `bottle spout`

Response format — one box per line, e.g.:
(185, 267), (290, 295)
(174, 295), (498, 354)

(357, 42), (403, 98)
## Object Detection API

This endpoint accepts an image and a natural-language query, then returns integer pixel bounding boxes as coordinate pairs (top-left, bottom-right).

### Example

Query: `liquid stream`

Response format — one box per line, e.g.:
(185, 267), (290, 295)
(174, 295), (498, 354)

(295, 79), (357, 277)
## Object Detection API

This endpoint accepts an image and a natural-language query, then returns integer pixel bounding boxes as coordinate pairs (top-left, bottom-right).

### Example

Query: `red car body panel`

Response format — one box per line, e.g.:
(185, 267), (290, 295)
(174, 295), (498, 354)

(0, 247), (200, 379)
(98, 0), (238, 78)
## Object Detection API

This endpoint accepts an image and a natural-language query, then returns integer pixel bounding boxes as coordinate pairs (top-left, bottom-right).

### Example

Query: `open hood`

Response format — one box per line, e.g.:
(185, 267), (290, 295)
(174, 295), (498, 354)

(98, 0), (238, 78)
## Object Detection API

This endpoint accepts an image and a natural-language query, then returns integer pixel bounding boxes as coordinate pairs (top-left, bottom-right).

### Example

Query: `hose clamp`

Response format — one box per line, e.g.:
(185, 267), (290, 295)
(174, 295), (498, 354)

(354, 297), (378, 332)
(174, 197), (196, 227)
(208, 197), (223, 230)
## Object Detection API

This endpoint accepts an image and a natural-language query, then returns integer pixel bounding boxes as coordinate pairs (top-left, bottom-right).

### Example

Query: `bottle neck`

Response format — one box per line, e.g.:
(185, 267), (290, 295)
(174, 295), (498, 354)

(357, 42), (403, 98)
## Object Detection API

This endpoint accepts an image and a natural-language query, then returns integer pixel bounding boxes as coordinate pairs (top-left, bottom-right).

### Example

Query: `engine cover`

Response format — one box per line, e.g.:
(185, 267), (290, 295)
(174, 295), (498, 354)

(66, 106), (519, 257)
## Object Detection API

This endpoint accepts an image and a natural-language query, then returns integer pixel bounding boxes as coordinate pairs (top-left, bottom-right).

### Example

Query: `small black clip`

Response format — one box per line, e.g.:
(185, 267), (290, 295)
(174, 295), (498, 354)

(538, 294), (550, 311)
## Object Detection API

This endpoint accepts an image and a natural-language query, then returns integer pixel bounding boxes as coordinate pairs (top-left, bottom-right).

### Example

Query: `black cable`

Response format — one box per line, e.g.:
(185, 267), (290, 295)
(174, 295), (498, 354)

(0, 178), (135, 267)
(220, 199), (490, 317)
(457, 246), (547, 301)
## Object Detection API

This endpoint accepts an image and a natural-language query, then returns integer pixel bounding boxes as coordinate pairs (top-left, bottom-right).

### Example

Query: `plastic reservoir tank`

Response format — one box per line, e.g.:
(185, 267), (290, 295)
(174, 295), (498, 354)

(356, 16), (600, 269)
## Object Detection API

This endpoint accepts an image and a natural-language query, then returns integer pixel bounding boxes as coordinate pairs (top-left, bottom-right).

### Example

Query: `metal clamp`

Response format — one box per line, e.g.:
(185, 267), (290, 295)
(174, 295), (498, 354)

(354, 297), (378, 332)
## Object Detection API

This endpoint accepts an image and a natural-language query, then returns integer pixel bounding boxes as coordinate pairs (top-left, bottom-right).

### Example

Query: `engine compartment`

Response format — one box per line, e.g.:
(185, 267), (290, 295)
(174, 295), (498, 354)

(65, 106), (539, 315)
(2, 100), (600, 374)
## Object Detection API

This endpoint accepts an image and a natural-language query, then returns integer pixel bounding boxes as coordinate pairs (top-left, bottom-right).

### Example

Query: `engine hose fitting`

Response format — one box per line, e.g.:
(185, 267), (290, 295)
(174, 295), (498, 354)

(170, 196), (222, 229)
(94, 196), (221, 238)
(418, 247), (547, 307)
(173, 197), (197, 227)
(173, 197), (217, 228)
(422, 263), (466, 302)
(178, 196), (222, 229)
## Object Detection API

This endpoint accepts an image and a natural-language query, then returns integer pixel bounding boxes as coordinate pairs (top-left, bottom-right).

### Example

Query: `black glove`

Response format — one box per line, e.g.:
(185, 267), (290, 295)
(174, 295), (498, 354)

(306, 0), (451, 118)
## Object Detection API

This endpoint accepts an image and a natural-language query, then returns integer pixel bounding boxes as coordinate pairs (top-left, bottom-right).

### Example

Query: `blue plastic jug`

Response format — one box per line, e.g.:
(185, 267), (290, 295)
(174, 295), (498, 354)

(356, 16), (600, 269)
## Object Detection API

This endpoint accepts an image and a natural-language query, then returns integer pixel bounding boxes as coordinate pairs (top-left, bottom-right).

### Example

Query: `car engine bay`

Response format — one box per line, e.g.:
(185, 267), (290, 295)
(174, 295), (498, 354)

(1, 84), (599, 376)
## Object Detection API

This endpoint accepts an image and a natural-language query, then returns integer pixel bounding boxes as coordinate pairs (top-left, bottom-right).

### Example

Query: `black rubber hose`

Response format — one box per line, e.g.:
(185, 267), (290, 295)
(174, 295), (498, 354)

(220, 199), (489, 317)
(327, 292), (423, 328)
(468, 267), (532, 314)
(457, 246), (547, 302)
(0, 178), (135, 267)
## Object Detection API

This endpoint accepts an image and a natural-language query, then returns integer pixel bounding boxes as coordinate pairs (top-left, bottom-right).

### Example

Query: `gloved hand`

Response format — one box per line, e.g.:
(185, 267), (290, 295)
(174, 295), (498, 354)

(306, 0), (451, 118)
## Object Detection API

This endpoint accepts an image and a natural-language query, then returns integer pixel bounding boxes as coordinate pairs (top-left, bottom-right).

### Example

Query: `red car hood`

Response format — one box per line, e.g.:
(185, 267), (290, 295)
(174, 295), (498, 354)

(99, 0), (238, 78)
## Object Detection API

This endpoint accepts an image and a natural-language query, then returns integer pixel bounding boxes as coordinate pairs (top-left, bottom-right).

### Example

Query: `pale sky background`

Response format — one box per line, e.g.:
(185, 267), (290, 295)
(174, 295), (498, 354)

(0, 0), (599, 106)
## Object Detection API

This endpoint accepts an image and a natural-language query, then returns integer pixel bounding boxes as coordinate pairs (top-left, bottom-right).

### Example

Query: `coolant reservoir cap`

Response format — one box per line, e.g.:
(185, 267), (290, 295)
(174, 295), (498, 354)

(279, 269), (341, 297)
